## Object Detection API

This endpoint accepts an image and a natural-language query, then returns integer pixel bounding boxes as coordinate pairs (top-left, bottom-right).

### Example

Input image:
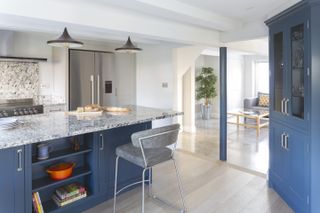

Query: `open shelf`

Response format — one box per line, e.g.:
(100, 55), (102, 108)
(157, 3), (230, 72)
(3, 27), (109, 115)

(42, 193), (91, 213)
(32, 147), (92, 166)
(32, 167), (92, 192)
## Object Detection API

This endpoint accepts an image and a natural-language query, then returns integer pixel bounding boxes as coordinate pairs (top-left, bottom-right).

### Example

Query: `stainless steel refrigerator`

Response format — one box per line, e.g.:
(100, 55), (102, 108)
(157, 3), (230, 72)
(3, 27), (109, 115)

(69, 49), (116, 110)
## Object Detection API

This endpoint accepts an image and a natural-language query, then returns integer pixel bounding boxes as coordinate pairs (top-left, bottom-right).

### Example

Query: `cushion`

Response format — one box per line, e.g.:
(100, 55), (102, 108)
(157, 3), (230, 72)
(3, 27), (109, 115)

(258, 93), (269, 107)
(116, 143), (172, 168)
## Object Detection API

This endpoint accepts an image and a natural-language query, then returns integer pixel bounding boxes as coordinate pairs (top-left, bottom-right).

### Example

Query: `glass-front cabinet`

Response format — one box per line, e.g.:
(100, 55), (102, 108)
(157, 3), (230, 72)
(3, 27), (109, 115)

(270, 9), (309, 129)
(290, 23), (305, 119)
(273, 31), (285, 114)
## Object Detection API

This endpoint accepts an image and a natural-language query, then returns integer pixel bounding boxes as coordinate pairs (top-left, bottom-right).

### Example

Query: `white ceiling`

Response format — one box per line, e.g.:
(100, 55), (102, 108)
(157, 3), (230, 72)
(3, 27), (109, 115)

(0, 0), (301, 47)
(177, 0), (300, 22)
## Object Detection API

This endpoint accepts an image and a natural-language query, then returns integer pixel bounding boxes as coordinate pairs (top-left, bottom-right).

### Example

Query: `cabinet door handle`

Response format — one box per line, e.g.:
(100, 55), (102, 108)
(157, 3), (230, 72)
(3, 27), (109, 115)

(281, 98), (285, 114)
(100, 134), (104, 151)
(285, 99), (289, 115)
(17, 149), (23, 172)
(284, 134), (289, 150)
(281, 133), (285, 148)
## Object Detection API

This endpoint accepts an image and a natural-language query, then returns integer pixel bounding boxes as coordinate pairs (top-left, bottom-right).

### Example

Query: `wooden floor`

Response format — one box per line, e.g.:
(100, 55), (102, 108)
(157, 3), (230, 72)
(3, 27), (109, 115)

(178, 118), (269, 174)
(85, 151), (292, 213)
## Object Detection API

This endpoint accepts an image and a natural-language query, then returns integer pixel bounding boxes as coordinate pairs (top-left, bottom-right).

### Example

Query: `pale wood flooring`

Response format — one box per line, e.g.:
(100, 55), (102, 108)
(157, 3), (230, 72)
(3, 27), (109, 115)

(85, 151), (292, 213)
(178, 118), (269, 174)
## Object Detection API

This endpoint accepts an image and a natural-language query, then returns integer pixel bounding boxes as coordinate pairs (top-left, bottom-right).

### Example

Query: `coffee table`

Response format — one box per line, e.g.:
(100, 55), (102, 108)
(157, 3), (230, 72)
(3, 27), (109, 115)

(227, 109), (269, 136)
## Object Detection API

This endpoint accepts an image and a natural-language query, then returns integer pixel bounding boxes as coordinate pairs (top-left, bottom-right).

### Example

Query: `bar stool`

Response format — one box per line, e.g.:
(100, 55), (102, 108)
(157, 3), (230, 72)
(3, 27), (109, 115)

(113, 124), (186, 213)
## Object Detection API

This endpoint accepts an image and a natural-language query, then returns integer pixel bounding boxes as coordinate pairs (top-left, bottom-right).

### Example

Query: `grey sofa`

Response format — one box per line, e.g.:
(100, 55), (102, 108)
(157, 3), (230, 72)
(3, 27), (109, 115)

(244, 96), (269, 111)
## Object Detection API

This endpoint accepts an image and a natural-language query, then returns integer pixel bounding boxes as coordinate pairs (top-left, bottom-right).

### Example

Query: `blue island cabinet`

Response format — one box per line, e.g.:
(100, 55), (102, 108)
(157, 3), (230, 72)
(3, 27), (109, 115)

(0, 121), (152, 213)
(97, 122), (152, 198)
(0, 146), (25, 213)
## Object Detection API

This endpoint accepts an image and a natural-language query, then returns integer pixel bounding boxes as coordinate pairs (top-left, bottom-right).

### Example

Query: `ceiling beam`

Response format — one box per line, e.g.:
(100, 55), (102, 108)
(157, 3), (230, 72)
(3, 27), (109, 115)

(0, 0), (221, 46)
(100, 0), (243, 31)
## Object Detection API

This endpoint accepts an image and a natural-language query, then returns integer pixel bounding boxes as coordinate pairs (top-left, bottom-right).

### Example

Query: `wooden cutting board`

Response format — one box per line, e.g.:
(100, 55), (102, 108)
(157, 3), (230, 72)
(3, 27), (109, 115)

(65, 111), (104, 116)
(104, 107), (131, 112)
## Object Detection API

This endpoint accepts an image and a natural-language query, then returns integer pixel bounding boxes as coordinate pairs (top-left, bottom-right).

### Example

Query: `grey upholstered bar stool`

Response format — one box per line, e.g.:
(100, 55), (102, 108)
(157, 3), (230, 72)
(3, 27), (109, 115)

(113, 124), (186, 213)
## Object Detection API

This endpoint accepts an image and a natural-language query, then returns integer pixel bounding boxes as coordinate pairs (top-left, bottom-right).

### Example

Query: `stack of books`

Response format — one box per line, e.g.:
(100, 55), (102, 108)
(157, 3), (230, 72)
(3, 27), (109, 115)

(52, 183), (87, 207)
(32, 192), (44, 213)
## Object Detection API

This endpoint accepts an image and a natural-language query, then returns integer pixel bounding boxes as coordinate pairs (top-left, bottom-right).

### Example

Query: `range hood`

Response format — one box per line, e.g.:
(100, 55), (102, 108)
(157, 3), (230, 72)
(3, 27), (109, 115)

(0, 30), (47, 62)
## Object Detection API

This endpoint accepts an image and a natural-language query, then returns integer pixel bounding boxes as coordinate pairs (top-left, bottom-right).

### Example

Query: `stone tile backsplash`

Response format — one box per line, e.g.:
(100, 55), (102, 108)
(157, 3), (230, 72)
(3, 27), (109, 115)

(0, 62), (39, 100)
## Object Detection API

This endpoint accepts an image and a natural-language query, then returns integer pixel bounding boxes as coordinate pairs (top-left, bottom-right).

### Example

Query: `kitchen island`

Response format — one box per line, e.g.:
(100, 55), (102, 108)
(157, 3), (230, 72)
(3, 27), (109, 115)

(0, 106), (182, 213)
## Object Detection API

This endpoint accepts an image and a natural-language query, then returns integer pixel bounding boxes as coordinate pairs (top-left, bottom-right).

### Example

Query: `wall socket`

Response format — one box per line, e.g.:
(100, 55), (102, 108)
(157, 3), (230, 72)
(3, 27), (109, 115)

(162, 82), (168, 88)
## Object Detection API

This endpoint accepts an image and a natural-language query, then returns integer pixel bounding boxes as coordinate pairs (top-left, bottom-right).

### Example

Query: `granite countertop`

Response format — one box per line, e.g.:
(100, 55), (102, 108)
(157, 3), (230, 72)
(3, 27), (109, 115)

(0, 106), (183, 150)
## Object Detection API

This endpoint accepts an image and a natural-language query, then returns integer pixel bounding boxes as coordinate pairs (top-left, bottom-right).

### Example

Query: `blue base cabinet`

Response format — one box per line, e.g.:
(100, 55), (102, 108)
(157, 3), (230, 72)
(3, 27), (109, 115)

(97, 122), (151, 198)
(0, 146), (25, 213)
(269, 121), (309, 212)
(265, 1), (320, 212)
(0, 122), (152, 213)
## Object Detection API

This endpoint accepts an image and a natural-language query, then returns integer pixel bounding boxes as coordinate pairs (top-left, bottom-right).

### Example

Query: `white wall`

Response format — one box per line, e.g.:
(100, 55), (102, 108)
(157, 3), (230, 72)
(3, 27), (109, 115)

(136, 44), (175, 127)
(182, 67), (196, 132)
(136, 45), (174, 109)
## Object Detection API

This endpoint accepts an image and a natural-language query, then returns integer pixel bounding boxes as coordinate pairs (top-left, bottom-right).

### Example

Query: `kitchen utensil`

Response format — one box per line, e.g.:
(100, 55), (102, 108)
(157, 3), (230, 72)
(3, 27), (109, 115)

(37, 143), (51, 160)
(46, 162), (76, 180)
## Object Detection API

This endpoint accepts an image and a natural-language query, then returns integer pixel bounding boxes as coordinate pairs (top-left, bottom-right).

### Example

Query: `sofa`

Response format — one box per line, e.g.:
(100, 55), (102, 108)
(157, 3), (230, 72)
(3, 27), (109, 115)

(243, 92), (269, 111)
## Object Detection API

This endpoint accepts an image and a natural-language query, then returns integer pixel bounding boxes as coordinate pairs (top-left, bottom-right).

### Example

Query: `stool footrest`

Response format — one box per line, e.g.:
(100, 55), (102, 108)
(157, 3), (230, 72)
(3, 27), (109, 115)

(150, 194), (185, 212)
(116, 179), (151, 195)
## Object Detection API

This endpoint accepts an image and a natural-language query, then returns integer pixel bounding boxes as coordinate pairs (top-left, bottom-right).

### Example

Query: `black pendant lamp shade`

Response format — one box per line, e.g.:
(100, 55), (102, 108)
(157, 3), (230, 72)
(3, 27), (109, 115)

(115, 36), (142, 53)
(47, 27), (83, 48)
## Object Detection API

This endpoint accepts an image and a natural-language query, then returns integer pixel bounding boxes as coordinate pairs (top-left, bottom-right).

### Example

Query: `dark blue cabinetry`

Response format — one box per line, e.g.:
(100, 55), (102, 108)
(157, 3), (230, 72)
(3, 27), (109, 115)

(269, 5), (310, 131)
(0, 146), (25, 213)
(267, 2), (312, 212)
(269, 121), (309, 212)
(97, 122), (151, 198)
(0, 122), (152, 213)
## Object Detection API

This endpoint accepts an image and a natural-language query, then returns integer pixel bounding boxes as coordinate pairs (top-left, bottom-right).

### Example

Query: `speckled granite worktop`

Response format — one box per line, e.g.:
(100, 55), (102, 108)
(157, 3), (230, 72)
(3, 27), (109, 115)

(0, 106), (183, 150)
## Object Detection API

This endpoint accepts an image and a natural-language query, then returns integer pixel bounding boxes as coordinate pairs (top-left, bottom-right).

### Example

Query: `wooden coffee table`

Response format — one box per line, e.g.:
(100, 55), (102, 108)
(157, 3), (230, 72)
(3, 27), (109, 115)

(227, 110), (269, 136)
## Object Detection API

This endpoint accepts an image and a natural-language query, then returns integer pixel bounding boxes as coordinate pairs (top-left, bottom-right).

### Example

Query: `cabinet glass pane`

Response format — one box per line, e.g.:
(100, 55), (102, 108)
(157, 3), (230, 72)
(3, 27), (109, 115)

(274, 32), (284, 113)
(291, 24), (304, 119)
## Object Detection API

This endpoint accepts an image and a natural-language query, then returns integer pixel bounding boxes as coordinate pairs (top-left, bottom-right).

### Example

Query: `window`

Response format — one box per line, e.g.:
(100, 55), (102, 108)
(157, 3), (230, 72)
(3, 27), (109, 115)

(255, 61), (269, 94)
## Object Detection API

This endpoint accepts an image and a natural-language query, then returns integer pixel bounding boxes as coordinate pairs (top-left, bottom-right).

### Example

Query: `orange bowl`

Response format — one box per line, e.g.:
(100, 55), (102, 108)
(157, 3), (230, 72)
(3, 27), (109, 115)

(46, 162), (75, 181)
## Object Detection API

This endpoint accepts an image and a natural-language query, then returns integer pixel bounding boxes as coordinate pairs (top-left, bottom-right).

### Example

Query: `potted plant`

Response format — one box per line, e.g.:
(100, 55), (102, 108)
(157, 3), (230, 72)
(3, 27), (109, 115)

(196, 67), (217, 120)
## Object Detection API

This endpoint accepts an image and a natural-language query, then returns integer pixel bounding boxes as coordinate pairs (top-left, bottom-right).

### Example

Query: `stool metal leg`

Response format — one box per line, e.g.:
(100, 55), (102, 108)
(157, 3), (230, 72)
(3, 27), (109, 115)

(173, 159), (186, 213)
(142, 168), (148, 213)
(148, 167), (153, 197)
(113, 156), (120, 213)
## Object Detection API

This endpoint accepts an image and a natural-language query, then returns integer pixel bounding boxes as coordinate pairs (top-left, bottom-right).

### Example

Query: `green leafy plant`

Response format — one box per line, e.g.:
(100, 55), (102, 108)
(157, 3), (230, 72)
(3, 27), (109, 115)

(196, 67), (217, 106)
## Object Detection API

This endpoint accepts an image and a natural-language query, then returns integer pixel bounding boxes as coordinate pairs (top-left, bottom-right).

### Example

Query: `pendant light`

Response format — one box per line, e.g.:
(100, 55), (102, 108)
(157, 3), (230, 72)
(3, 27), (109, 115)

(47, 27), (83, 48)
(115, 36), (142, 53)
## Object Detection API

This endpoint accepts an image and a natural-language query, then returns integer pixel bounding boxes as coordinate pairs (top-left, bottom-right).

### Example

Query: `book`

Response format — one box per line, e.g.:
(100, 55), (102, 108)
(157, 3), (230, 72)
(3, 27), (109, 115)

(55, 183), (86, 200)
(36, 192), (44, 213)
(52, 192), (87, 207)
(33, 192), (43, 213)
(32, 193), (38, 213)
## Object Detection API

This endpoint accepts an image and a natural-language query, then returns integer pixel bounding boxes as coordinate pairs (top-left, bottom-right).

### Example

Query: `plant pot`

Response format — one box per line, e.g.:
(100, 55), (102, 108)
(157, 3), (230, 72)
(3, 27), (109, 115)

(200, 104), (211, 120)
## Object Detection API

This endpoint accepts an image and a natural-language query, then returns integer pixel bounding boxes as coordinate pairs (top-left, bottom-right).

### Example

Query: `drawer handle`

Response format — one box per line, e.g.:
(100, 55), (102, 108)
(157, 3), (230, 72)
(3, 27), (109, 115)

(17, 149), (23, 172)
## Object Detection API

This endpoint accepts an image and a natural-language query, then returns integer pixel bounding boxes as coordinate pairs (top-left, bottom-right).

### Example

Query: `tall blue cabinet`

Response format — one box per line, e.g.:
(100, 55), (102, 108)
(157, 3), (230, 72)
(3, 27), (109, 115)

(266, 1), (320, 212)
